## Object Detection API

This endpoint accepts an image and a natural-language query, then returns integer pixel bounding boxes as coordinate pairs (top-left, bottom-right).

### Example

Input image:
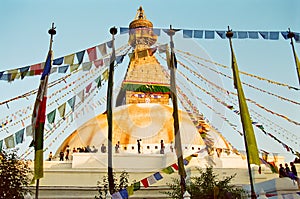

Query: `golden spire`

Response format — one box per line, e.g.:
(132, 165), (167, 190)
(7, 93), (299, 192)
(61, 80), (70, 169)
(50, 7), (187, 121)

(129, 6), (153, 29)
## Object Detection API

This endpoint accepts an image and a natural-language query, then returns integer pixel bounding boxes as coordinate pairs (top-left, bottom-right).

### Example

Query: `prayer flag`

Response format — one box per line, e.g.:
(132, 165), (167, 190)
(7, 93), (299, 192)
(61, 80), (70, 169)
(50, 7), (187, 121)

(111, 192), (122, 199)
(141, 178), (149, 188)
(133, 181), (140, 191)
(64, 54), (75, 65)
(5, 134), (15, 148)
(67, 96), (76, 111)
(15, 129), (25, 144)
(153, 172), (163, 181)
(58, 103), (66, 119)
(120, 27), (129, 34)
(87, 46), (97, 61)
(229, 41), (260, 166)
(19, 66), (30, 79)
(193, 30), (203, 38)
(82, 62), (92, 71)
(127, 185), (134, 196)
(119, 189), (129, 199)
(53, 57), (64, 65)
(216, 31), (226, 39)
(76, 50), (85, 64)
(171, 163), (179, 170)
(183, 29), (193, 38)
(47, 109), (56, 124)
(70, 64), (79, 72)
(98, 43), (107, 56)
(147, 175), (157, 185)
(58, 65), (69, 73)
(153, 28), (161, 36)
(205, 30), (215, 39)
(162, 166), (174, 174)
(248, 31), (259, 39)
(31, 51), (52, 180)
(94, 59), (104, 68)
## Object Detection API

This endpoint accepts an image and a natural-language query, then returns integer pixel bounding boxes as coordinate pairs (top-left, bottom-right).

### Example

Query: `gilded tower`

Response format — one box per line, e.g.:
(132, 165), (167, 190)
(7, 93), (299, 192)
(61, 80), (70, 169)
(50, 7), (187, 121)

(116, 6), (170, 106)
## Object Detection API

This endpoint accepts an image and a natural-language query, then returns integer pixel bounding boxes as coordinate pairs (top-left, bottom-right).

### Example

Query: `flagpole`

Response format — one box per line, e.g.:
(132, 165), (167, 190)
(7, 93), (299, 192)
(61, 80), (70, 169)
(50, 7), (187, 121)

(107, 26), (117, 195)
(167, 25), (186, 197)
(287, 28), (300, 86)
(226, 27), (257, 199)
(35, 23), (56, 199)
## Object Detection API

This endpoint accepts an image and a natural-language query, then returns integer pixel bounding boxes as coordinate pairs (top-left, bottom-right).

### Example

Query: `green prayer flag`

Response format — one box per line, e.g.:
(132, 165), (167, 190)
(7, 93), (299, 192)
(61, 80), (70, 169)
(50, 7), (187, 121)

(161, 166), (174, 174)
(70, 64), (79, 72)
(230, 45), (260, 166)
(47, 109), (56, 124)
(133, 181), (140, 191)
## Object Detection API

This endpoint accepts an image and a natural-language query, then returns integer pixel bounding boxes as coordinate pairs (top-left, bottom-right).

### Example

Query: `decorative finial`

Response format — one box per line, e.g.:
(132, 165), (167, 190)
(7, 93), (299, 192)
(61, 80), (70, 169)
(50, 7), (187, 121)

(48, 23), (56, 36)
(110, 27), (117, 35)
(226, 26), (233, 38)
(138, 6), (145, 19)
(287, 28), (295, 39)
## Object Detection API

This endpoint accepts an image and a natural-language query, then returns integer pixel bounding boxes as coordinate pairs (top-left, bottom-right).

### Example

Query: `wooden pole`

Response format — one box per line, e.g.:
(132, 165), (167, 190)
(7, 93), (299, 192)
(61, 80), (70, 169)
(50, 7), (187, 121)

(107, 27), (117, 195)
(167, 25), (186, 197)
(35, 22), (56, 199)
(287, 28), (300, 86)
(226, 27), (257, 199)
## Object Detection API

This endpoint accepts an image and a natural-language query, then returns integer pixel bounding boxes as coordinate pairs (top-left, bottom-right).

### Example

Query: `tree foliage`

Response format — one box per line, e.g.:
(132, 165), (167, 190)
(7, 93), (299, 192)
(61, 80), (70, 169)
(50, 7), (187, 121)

(0, 150), (32, 199)
(164, 167), (245, 199)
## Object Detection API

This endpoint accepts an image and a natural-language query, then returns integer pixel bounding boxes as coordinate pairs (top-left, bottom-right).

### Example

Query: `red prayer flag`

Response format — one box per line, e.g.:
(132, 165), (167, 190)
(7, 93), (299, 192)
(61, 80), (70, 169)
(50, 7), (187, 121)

(171, 163), (179, 171)
(141, 178), (149, 188)
(87, 46), (97, 61)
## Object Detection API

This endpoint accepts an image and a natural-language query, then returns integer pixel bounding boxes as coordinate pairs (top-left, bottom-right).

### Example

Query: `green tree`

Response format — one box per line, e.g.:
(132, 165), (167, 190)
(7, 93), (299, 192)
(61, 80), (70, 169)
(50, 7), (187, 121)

(164, 167), (245, 199)
(95, 170), (129, 199)
(0, 150), (32, 199)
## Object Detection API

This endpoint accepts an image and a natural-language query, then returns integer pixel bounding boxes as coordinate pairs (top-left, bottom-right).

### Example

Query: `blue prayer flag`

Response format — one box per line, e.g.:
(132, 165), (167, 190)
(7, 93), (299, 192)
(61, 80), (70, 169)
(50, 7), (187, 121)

(193, 30), (203, 38)
(120, 27), (129, 34)
(58, 65), (69, 73)
(238, 31), (248, 39)
(153, 28), (161, 36)
(281, 32), (289, 39)
(259, 32), (269, 39)
(153, 172), (163, 180)
(183, 29), (193, 38)
(53, 57), (64, 65)
(119, 189), (128, 199)
(205, 30), (215, 39)
(76, 50), (85, 64)
(216, 31), (226, 39)
(269, 32), (279, 40)
(248, 31), (259, 39)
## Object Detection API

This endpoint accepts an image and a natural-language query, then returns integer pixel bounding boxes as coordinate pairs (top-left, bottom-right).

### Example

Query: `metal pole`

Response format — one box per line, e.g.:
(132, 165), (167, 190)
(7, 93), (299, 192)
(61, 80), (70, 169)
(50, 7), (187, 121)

(35, 23), (56, 199)
(167, 25), (186, 197)
(226, 27), (257, 199)
(107, 26), (117, 194)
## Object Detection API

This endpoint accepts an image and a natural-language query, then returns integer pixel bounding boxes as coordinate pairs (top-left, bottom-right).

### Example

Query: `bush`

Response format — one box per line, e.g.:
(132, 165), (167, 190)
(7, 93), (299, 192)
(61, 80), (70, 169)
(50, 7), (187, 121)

(0, 150), (32, 199)
(95, 170), (129, 199)
(164, 166), (245, 199)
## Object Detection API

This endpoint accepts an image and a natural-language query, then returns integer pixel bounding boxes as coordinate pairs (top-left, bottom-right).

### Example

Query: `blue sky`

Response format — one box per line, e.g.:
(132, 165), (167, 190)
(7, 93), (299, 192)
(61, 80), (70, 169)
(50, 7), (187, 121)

(0, 0), (299, 161)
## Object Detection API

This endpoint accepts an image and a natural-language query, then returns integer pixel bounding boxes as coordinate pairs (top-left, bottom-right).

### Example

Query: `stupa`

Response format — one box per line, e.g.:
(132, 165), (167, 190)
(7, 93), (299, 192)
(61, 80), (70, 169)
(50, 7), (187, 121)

(35, 7), (293, 199)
